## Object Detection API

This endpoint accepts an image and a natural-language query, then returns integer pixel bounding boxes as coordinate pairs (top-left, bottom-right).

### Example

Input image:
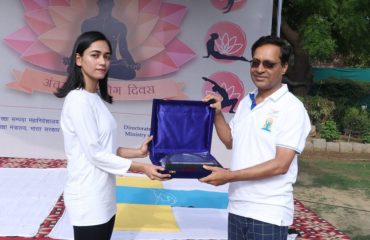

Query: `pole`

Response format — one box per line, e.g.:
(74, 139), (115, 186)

(277, 0), (283, 37)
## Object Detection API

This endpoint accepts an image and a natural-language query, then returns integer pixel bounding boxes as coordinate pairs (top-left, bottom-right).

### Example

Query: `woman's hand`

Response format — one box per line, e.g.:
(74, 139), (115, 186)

(129, 161), (171, 181)
(138, 135), (153, 157)
(142, 163), (171, 181)
(116, 135), (153, 158)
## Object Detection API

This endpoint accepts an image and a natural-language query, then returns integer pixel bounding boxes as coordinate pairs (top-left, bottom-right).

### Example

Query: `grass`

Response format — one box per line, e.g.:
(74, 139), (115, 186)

(297, 159), (370, 197)
(296, 158), (370, 239)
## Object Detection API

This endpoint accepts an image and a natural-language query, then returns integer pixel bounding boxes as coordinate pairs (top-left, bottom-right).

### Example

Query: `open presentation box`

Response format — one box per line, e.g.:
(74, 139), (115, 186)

(149, 99), (223, 178)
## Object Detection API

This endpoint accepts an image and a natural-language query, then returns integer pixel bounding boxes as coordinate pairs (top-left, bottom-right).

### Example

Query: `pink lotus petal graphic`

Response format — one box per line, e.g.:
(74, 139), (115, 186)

(21, 41), (66, 72)
(21, 0), (69, 12)
(127, 1), (185, 51)
(166, 39), (195, 67)
(37, 4), (93, 58)
(137, 39), (194, 78)
(21, 0), (48, 12)
(137, 53), (178, 78)
(113, 0), (139, 31)
(24, 9), (55, 35)
(3, 27), (37, 54)
(48, 6), (88, 26)
(132, 36), (165, 62)
(151, 21), (179, 45)
(5, 0), (195, 80)
(115, 1), (160, 50)
(49, 0), (70, 6)
(130, 2), (186, 61)
(39, 24), (80, 57)
(129, 13), (160, 49)
(140, 0), (161, 14)
(159, 2), (187, 26)
(7, 69), (33, 93)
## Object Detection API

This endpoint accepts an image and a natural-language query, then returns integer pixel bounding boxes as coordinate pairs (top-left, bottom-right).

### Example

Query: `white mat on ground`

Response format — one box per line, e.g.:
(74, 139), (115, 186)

(49, 207), (228, 240)
(0, 168), (67, 237)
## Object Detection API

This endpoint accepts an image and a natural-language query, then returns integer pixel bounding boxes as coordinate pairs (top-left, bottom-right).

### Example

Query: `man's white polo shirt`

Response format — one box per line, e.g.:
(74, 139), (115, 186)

(228, 84), (311, 226)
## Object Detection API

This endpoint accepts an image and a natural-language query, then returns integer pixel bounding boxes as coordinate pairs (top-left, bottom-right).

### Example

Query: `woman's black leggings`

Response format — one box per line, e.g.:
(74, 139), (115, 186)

(73, 215), (115, 240)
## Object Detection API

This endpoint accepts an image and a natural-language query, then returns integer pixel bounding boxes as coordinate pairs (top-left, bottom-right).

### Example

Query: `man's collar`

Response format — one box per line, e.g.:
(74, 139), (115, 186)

(268, 84), (289, 101)
(249, 84), (288, 102)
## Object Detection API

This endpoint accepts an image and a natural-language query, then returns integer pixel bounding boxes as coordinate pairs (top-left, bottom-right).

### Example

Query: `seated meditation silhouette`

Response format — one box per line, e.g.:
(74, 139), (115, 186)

(81, 0), (140, 80)
(202, 77), (238, 113)
(203, 33), (247, 62)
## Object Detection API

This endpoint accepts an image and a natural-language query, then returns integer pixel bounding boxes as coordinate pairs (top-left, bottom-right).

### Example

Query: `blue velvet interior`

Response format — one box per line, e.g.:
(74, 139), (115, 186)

(150, 99), (215, 166)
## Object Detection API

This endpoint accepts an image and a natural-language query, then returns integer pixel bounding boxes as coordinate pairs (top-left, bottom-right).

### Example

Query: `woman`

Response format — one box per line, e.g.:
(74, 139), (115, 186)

(55, 31), (170, 240)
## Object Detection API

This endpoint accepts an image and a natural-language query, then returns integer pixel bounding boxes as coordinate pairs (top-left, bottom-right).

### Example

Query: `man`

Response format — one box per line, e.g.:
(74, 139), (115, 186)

(201, 35), (311, 240)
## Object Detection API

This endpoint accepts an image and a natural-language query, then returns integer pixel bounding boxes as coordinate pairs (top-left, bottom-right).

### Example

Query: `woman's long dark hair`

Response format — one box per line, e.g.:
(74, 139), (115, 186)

(54, 31), (113, 103)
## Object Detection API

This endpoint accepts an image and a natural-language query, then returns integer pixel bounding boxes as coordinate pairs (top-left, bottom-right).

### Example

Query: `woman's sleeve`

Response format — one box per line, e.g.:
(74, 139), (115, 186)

(65, 94), (132, 175)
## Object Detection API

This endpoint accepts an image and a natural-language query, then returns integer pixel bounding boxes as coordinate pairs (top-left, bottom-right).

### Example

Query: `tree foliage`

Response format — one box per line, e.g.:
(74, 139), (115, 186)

(275, 0), (370, 95)
(281, 0), (370, 67)
(319, 120), (340, 142)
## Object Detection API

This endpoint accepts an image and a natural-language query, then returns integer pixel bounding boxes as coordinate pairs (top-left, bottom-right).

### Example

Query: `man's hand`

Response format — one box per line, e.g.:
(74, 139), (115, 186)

(199, 165), (232, 186)
(202, 94), (222, 114)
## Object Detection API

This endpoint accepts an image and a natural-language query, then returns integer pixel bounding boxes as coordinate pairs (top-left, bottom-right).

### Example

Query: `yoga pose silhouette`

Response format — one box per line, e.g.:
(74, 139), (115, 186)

(202, 77), (238, 113)
(203, 33), (247, 62)
(222, 0), (235, 14)
(81, 0), (140, 80)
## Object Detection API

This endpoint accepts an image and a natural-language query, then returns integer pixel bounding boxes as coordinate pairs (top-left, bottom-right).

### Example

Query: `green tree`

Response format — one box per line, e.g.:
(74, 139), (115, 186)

(319, 120), (340, 142)
(342, 107), (370, 135)
(275, 0), (370, 95)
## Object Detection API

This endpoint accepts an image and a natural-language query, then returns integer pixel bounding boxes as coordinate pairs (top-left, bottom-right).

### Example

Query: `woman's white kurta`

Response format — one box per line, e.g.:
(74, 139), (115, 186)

(60, 89), (132, 226)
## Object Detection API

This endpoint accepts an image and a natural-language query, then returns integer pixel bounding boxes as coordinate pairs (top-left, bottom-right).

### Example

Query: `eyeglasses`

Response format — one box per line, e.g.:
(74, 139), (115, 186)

(249, 59), (281, 69)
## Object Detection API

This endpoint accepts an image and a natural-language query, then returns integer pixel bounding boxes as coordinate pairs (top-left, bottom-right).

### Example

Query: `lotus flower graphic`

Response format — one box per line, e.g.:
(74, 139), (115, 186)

(215, 32), (244, 55)
(204, 81), (241, 100)
(205, 21), (247, 63)
(4, 0), (195, 80)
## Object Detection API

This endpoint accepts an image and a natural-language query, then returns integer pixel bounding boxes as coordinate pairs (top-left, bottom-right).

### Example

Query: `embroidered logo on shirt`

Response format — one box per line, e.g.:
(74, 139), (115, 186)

(261, 118), (273, 132)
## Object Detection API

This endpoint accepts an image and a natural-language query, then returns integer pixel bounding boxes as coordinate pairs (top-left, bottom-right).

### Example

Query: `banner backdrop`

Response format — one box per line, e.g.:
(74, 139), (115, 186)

(0, 0), (273, 165)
